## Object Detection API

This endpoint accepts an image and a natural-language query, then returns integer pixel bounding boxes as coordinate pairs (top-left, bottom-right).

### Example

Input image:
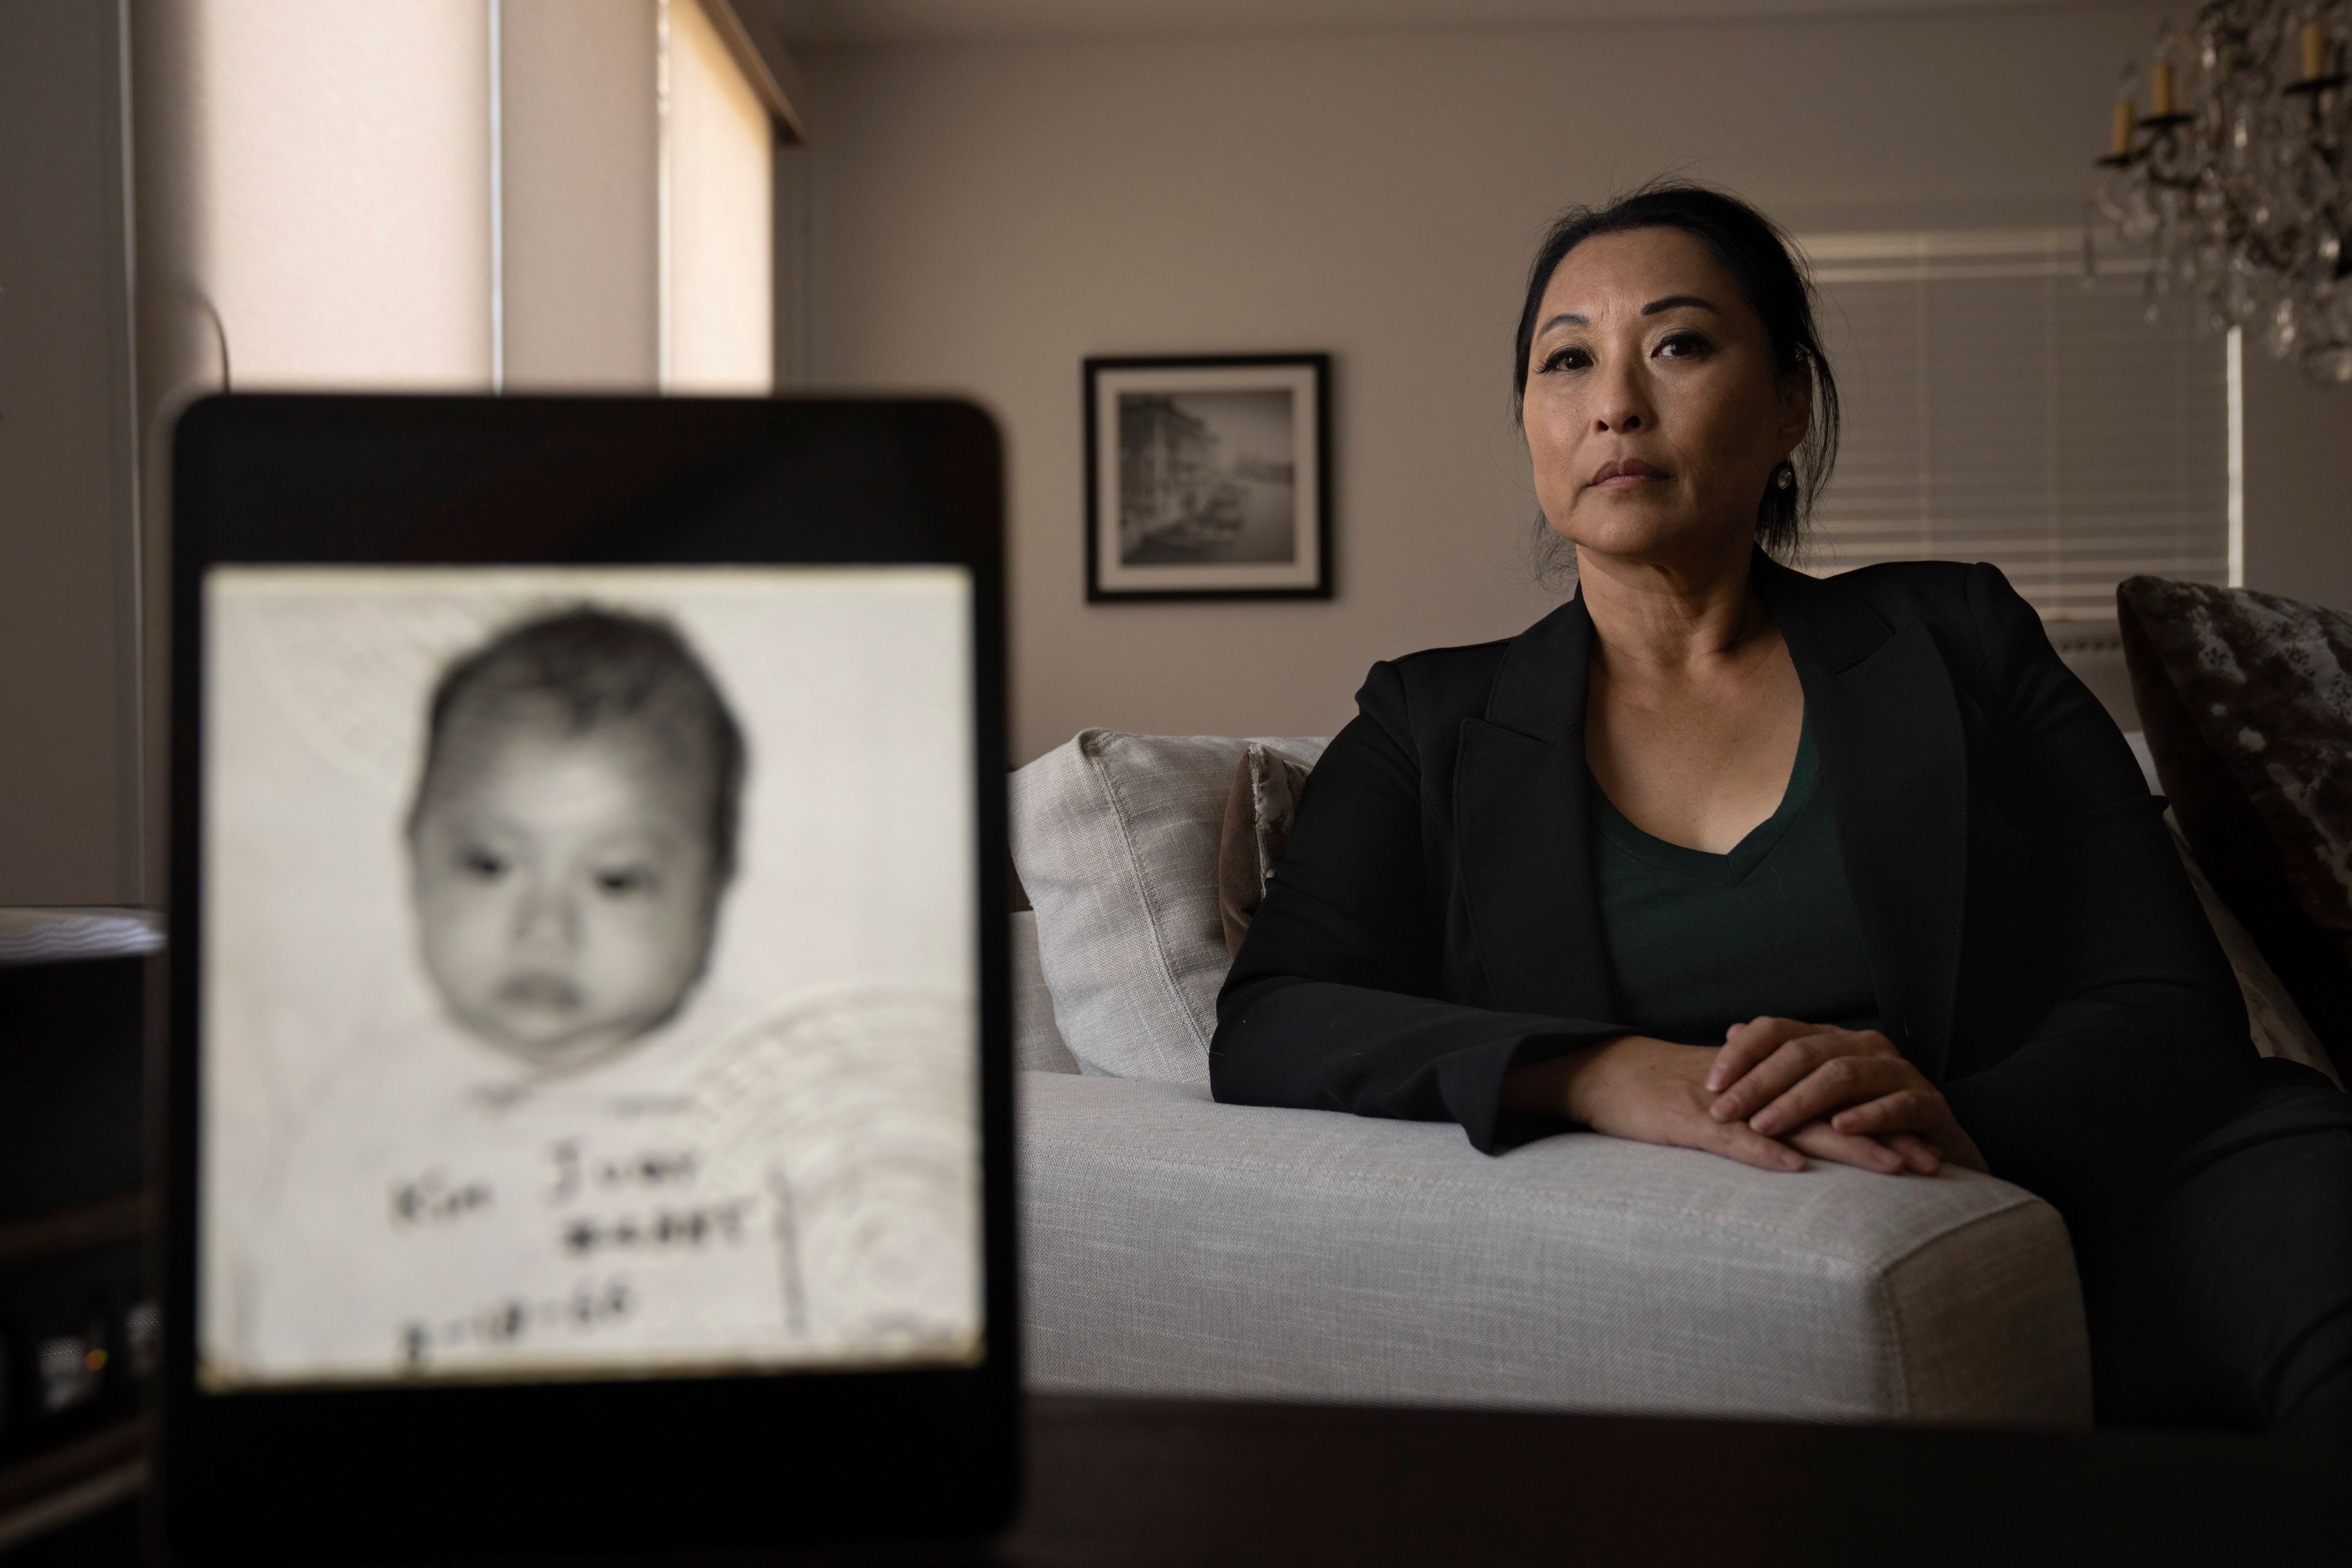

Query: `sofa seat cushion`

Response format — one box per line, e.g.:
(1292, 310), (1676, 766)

(1017, 1071), (2090, 1425)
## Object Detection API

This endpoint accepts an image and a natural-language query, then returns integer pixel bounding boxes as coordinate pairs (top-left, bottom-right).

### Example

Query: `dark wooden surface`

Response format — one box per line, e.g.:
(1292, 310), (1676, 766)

(13, 1395), (2350, 1565)
(1003, 1395), (2352, 1565)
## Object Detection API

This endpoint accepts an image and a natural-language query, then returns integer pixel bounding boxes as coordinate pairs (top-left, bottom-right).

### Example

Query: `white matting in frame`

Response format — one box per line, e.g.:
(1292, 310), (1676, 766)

(1087, 356), (1330, 599)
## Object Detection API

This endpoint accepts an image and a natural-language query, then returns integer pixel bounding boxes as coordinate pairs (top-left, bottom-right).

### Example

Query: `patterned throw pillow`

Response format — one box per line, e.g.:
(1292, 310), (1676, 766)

(1216, 743), (1316, 957)
(2119, 575), (2352, 1080)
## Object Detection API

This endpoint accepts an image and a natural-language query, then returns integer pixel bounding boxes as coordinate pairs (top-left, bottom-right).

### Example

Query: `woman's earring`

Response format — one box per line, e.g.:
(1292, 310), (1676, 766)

(1776, 463), (1796, 491)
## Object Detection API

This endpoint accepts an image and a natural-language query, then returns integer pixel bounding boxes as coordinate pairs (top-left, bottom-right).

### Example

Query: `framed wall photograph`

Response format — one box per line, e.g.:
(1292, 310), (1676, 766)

(1084, 353), (1332, 601)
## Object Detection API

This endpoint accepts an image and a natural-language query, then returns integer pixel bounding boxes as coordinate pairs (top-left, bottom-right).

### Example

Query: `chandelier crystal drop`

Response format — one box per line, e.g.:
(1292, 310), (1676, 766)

(2093, 1), (2352, 383)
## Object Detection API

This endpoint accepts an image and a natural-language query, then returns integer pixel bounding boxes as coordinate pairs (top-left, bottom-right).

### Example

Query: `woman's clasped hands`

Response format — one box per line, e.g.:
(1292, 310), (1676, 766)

(1704, 1016), (1985, 1175)
(1523, 1017), (1986, 1177)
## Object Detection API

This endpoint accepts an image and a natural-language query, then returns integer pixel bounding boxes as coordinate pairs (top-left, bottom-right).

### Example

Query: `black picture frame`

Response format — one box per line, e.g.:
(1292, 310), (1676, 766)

(160, 393), (1019, 1564)
(1084, 353), (1333, 601)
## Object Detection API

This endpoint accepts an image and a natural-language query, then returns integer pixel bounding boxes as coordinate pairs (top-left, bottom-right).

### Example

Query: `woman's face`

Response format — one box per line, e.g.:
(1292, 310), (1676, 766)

(1521, 225), (1808, 573)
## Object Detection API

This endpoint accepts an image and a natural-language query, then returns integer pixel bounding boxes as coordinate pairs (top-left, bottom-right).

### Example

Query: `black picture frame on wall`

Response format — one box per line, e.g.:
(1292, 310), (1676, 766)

(1084, 353), (1332, 601)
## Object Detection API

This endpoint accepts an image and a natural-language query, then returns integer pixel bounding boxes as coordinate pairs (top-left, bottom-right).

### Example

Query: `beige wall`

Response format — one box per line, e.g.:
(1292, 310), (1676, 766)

(2241, 350), (2352, 609)
(0, 0), (141, 905)
(791, 7), (2352, 763)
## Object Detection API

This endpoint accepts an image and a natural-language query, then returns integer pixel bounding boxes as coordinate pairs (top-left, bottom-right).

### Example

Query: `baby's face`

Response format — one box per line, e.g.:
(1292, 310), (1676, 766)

(408, 723), (722, 1071)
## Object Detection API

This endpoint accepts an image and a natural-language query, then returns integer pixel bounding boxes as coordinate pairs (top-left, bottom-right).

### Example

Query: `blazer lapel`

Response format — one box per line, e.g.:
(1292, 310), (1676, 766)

(1755, 557), (1970, 1081)
(1453, 597), (1620, 1021)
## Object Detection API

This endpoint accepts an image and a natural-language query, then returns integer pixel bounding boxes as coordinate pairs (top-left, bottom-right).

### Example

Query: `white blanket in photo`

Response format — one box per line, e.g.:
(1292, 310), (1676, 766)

(215, 986), (979, 1385)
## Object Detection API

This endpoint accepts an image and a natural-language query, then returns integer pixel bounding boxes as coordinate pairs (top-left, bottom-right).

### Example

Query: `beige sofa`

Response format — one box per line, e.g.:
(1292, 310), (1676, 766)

(1008, 731), (2095, 1426)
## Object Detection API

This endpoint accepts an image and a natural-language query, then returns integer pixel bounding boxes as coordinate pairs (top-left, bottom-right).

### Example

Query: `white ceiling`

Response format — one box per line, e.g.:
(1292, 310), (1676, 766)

(754, 0), (2119, 48)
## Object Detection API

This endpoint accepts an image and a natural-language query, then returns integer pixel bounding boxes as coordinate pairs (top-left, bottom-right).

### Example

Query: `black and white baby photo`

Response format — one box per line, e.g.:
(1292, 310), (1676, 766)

(200, 568), (982, 1388)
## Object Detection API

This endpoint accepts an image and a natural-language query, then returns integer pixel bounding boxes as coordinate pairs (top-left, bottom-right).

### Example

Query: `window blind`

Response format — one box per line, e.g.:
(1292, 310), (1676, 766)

(1799, 230), (2231, 619)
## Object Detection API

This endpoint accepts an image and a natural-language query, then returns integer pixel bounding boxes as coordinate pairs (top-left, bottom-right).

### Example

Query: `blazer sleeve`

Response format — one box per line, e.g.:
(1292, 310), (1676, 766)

(1208, 660), (1628, 1153)
(1939, 563), (2261, 1227)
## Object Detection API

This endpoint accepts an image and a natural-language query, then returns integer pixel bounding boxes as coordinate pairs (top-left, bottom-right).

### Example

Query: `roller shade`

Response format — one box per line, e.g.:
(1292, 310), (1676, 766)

(160, 0), (776, 394)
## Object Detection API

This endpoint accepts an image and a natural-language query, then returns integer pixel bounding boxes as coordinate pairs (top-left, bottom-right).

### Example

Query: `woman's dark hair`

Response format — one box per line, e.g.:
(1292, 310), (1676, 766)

(410, 605), (748, 884)
(1512, 180), (1839, 562)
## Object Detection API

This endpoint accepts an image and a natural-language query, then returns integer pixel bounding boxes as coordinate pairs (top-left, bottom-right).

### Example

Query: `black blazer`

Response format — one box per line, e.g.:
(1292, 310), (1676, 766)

(1210, 554), (2264, 1231)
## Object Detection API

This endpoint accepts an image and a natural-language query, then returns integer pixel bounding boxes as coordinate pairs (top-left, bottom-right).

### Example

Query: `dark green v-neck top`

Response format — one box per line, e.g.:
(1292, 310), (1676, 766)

(1589, 717), (1881, 1046)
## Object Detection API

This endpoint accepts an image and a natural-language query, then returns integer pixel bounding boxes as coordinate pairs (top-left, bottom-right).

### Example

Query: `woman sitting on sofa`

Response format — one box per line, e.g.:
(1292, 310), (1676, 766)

(1209, 181), (2352, 1441)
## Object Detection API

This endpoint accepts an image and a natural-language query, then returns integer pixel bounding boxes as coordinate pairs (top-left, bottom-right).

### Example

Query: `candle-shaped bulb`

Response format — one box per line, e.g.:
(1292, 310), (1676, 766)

(2303, 21), (2328, 81)
(2154, 61), (2176, 115)
(2113, 99), (2137, 157)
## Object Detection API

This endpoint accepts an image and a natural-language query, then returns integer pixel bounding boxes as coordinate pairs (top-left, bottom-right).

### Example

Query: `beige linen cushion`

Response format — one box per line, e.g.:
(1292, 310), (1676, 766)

(2128, 731), (2340, 1084)
(2171, 817), (2343, 1085)
(1010, 910), (1080, 1075)
(1009, 729), (1327, 1085)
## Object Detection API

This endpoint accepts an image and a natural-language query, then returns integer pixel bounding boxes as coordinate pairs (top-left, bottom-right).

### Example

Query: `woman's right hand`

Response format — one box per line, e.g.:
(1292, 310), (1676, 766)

(1502, 1035), (1923, 1176)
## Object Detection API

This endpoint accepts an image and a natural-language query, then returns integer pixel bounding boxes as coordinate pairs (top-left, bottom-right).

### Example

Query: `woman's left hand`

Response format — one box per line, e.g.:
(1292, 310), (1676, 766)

(1703, 1016), (1988, 1175)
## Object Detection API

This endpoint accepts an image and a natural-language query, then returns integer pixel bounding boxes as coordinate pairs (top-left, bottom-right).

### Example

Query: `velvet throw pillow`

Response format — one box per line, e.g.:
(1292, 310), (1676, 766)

(2119, 576), (2352, 1077)
(1216, 744), (1316, 956)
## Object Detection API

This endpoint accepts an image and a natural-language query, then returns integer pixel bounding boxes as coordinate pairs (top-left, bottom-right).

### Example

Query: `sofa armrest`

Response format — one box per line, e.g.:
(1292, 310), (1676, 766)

(1017, 1072), (2090, 1426)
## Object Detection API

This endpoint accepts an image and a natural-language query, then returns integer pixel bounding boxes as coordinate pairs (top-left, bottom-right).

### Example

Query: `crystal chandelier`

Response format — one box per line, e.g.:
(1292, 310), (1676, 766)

(2093, 2), (2352, 382)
